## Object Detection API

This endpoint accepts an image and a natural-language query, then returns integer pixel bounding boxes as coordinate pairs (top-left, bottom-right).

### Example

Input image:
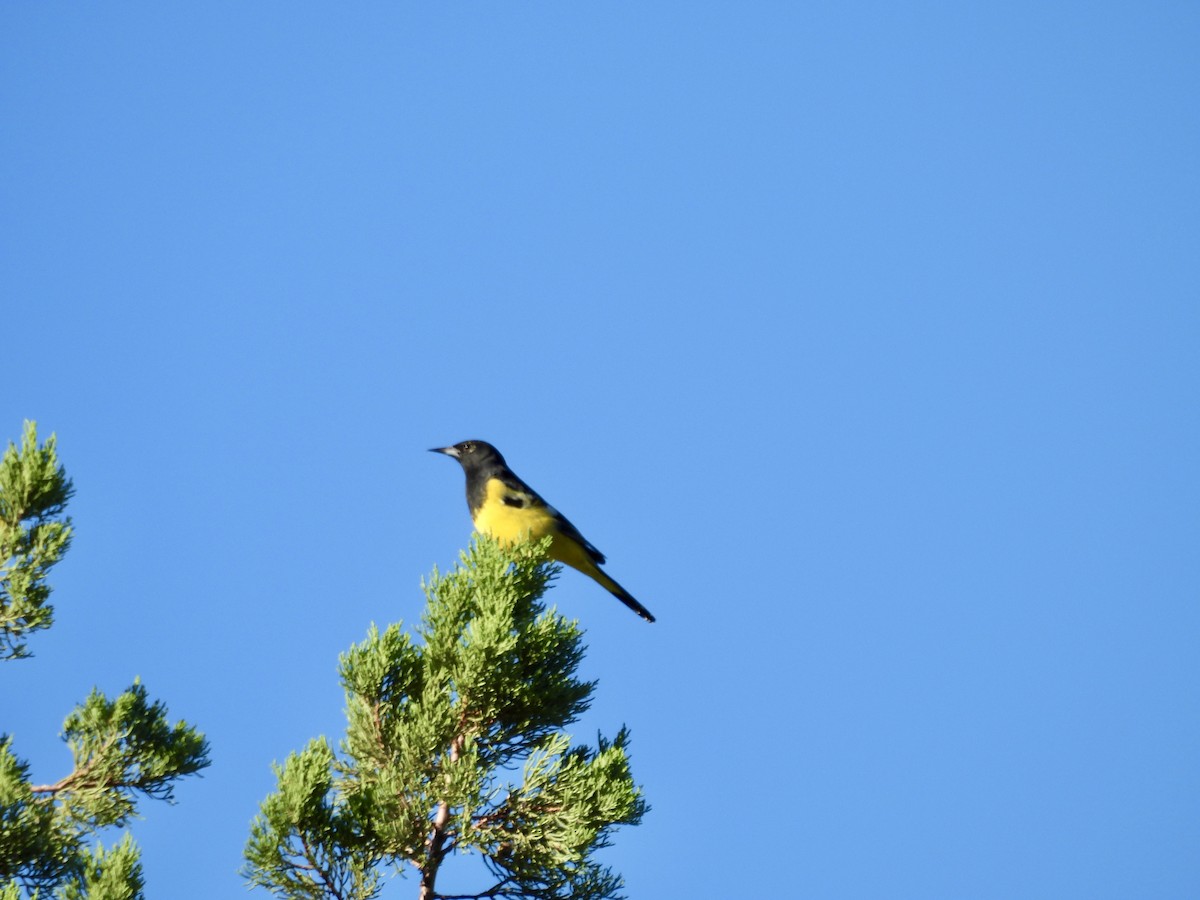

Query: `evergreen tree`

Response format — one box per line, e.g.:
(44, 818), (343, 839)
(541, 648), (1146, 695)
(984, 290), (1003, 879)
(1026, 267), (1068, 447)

(243, 537), (647, 900)
(0, 420), (73, 662)
(0, 422), (210, 899)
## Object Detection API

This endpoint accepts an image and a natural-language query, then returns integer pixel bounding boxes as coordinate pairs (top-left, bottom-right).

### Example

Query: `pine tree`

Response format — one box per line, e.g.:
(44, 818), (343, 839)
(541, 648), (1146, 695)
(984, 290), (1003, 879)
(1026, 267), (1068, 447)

(243, 537), (647, 900)
(0, 421), (210, 899)
(0, 420), (73, 662)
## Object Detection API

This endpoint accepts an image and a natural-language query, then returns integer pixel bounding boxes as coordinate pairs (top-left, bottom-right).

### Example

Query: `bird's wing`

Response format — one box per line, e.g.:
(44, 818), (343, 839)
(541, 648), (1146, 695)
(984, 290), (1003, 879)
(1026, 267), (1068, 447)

(494, 472), (546, 510)
(546, 504), (607, 566)
(498, 473), (607, 566)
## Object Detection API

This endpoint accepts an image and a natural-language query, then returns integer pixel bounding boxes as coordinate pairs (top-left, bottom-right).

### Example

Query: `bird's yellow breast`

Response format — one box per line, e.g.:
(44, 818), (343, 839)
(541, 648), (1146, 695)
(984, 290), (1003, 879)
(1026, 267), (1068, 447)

(472, 478), (557, 542)
(472, 477), (598, 577)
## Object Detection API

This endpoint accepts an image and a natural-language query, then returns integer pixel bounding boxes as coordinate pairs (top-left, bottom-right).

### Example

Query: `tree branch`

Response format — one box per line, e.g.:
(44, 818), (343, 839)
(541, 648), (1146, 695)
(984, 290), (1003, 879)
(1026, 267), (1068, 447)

(421, 730), (466, 900)
(28, 734), (118, 795)
(300, 833), (346, 900)
(431, 876), (518, 900)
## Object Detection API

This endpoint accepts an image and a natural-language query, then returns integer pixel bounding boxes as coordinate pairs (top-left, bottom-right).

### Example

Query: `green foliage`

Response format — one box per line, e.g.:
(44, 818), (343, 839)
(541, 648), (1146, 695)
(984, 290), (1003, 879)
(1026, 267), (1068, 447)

(0, 737), (79, 892)
(244, 537), (647, 900)
(0, 421), (209, 899)
(0, 421), (74, 661)
(0, 685), (210, 898)
(244, 738), (381, 900)
(56, 681), (212, 829)
(55, 835), (145, 900)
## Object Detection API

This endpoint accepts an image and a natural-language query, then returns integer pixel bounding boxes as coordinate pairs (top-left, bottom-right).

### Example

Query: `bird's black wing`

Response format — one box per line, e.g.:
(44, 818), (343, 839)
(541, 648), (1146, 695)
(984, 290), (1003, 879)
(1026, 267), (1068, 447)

(498, 470), (607, 566)
(547, 505), (607, 566)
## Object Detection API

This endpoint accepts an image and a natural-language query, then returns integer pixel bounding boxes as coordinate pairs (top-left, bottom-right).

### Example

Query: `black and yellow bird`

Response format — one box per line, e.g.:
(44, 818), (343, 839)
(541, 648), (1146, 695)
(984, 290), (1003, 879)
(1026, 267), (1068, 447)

(431, 440), (655, 623)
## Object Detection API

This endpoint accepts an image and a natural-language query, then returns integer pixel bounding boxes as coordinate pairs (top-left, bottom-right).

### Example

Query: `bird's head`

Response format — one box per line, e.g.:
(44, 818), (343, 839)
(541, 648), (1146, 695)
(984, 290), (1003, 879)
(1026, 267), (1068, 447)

(429, 440), (506, 471)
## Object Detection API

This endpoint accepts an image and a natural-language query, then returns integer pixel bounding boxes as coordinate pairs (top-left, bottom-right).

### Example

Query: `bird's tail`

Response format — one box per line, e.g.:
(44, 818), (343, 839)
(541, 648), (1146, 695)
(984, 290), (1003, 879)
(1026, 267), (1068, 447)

(589, 565), (656, 623)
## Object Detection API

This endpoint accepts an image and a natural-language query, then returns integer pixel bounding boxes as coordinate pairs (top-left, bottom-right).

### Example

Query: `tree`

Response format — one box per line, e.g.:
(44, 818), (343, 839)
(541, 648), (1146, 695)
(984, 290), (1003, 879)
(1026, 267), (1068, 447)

(0, 420), (73, 662)
(243, 537), (647, 900)
(0, 421), (210, 900)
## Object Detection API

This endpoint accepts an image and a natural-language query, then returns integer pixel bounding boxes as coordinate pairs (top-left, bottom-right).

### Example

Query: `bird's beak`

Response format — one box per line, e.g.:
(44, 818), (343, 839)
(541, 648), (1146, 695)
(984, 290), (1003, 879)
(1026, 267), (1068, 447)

(430, 446), (460, 458)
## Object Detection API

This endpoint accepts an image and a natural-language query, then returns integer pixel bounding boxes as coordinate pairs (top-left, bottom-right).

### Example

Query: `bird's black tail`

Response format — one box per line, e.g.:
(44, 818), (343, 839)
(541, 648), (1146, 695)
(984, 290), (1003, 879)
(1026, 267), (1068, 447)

(612, 585), (656, 623)
(568, 555), (656, 623)
(598, 572), (656, 623)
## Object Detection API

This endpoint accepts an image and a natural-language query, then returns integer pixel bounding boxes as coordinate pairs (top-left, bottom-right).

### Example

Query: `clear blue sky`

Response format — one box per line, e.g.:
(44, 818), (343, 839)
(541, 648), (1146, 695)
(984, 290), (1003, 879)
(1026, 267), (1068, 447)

(3, 4), (1198, 898)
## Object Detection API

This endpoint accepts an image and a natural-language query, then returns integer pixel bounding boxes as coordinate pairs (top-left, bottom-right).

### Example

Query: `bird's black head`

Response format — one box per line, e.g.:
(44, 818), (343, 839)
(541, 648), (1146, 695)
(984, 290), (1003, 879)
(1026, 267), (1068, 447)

(429, 440), (507, 472)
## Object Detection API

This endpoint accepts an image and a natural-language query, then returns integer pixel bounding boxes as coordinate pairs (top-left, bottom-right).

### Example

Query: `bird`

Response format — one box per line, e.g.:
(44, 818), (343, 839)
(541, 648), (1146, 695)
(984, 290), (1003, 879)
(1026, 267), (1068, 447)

(430, 440), (655, 623)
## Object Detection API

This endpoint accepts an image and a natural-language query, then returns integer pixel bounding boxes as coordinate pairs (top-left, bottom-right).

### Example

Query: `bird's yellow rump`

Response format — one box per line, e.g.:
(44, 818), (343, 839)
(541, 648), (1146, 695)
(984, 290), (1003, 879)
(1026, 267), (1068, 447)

(431, 440), (656, 623)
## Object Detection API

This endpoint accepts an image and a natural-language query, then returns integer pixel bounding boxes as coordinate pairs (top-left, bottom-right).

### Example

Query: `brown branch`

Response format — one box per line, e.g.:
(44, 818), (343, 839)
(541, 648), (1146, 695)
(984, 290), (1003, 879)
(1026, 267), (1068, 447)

(431, 877), (518, 900)
(28, 780), (67, 795)
(420, 730), (467, 900)
(299, 833), (346, 900)
(29, 736), (119, 795)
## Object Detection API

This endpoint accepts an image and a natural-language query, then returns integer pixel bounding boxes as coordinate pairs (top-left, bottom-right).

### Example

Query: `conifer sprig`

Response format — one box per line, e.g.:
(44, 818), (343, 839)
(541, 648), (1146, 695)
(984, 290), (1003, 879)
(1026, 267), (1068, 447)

(245, 537), (646, 900)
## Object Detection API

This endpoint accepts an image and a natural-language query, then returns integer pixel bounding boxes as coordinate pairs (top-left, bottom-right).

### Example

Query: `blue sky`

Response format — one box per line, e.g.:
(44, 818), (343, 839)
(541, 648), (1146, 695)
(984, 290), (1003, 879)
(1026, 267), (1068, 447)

(3, 3), (1198, 897)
